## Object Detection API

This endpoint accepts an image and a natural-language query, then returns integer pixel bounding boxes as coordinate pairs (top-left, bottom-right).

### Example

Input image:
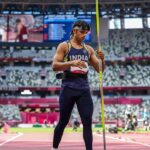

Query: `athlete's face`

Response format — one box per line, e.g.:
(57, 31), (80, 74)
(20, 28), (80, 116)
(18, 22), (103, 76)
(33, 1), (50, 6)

(73, 29), (89, 42)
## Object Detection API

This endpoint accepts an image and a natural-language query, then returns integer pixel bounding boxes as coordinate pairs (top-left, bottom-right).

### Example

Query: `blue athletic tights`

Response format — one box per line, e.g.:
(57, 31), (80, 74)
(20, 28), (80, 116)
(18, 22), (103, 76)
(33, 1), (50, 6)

(52, 86), (93, 150)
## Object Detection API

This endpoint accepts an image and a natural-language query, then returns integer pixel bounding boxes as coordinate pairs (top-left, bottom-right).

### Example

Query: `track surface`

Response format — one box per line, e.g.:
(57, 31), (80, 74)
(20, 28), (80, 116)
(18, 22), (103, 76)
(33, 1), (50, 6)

(0, 132), (150, 150)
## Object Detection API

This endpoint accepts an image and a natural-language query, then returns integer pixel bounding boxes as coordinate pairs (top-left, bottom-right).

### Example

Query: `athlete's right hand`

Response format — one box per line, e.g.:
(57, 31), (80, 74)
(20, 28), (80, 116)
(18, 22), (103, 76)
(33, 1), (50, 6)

(71, 60), (87, 69)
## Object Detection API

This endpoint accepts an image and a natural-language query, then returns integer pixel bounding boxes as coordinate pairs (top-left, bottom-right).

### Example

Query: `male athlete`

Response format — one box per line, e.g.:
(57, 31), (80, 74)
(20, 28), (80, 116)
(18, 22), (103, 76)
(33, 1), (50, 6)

(51, 20), (105, 150)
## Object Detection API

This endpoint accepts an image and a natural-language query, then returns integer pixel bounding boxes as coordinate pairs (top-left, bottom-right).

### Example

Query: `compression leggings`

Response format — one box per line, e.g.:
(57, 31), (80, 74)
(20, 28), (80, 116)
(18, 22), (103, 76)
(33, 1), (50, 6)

(52, 86), (93, 150)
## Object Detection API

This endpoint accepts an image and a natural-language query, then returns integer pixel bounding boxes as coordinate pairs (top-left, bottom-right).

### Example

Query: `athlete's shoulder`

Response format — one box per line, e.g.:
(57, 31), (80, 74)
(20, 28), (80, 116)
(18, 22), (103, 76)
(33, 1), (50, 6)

(57, 41), (68, 50)
(84, 44), (95, 55)
(84, 44), (94, 50)
(56, 41), (70, 55)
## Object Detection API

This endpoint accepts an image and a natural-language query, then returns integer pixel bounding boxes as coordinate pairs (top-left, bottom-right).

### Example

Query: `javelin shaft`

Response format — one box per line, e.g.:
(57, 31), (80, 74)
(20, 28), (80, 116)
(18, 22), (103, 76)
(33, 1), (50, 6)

(96, 0), (101, 49)
(99, 81), (106, 150)
(95, 0), (106, 150)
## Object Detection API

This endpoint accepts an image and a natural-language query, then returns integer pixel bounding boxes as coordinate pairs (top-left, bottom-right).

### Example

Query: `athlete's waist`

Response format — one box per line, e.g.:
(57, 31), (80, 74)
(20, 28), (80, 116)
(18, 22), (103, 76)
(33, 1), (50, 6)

(64, 71), (87, 79)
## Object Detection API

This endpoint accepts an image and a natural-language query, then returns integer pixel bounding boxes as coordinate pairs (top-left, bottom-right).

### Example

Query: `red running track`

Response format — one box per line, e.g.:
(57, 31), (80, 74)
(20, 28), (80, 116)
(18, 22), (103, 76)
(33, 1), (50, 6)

(0, 132), (150, 150)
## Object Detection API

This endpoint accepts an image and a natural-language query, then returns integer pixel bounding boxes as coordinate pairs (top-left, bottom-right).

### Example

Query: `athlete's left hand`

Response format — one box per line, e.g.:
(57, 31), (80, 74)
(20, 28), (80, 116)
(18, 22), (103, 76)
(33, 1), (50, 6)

(97, 50), (105, 61)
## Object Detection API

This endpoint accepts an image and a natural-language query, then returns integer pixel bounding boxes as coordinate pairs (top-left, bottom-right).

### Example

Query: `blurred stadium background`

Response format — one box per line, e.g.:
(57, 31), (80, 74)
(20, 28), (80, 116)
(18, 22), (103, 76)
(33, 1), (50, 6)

(0, 0), (150, 131)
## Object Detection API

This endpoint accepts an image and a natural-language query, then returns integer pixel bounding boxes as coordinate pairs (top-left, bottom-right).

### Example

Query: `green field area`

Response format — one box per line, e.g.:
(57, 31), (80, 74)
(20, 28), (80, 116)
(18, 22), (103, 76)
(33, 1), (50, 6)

(9, 127), (102, 133)
(6, 127), (150, 134)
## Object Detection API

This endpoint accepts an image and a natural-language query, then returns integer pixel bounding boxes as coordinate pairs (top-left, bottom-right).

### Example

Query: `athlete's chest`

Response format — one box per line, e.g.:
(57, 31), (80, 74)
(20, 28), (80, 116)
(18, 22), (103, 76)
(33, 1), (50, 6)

(67, 48), (89, 61)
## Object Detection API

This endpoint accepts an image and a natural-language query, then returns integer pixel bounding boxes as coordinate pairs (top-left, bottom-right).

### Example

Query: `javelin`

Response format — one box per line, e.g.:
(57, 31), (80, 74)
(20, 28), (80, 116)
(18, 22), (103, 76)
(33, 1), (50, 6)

(95, 0), (106, 150)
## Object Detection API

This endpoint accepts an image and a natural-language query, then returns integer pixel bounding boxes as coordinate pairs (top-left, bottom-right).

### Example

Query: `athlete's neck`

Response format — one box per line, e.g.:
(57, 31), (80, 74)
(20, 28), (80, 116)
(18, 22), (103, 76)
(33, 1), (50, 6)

(70, 38), (83, 49)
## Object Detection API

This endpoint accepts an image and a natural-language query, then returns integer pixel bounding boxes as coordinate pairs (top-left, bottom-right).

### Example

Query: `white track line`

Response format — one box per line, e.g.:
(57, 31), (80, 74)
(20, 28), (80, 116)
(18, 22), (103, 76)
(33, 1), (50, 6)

(7, 139), (83, 142)
(94, 133), (150, 147)
(0, 133), (23, 146)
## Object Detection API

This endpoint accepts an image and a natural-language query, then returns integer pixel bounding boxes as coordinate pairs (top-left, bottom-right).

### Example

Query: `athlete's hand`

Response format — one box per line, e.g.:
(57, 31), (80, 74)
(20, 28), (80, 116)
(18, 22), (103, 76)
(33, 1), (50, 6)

(71, 60), (87, 69)
(97, 50), (105, 61)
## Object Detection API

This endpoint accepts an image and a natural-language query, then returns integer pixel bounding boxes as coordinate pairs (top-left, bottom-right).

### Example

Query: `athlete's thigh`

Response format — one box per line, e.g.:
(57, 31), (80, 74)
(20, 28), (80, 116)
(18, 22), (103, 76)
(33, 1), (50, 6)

(59, 86), (76, 121)
(76, 89), (93, 120)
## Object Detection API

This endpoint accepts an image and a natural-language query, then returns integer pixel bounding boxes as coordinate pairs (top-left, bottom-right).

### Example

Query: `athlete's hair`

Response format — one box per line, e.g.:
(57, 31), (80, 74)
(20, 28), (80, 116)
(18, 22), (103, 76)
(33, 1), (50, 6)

(70, 20), (90, 38)
(16, 18), (21, 23)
